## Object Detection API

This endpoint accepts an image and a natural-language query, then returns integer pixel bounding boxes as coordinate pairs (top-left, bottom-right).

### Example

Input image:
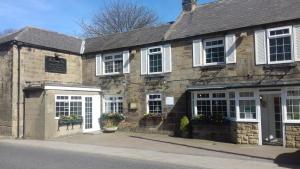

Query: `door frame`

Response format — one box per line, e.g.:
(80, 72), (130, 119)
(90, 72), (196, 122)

(82, 95), (101, 133)
(259, 89), (284, 146)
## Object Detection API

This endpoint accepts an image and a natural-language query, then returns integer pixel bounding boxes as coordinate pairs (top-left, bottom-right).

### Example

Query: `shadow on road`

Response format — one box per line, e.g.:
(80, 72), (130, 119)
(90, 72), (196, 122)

(274, 150), (300, 168)
(130, 135), (274, 161)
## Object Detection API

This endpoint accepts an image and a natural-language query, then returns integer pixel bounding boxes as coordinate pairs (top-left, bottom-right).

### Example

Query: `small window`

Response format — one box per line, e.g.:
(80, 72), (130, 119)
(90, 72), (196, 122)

(103, 54), (123, 74)
(204, 38), (225, 65)
(148, 47), (163, 74)
(148, 94), (162, 114)
(268, 27), (292, 64)
(104, 96), (123, 114)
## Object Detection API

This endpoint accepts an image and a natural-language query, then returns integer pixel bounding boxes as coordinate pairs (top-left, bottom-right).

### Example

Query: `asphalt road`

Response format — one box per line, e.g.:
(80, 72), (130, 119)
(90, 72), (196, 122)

(0, 143), (201, 169)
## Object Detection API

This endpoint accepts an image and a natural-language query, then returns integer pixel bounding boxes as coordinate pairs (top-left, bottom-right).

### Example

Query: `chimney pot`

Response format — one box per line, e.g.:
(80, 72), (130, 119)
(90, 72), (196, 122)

(182, 0), (197, 12)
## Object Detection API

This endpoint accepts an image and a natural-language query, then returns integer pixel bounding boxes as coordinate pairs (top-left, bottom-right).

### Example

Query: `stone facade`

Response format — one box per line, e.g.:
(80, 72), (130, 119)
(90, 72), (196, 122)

(231, 122), (259, 145)
(0, 46), (13, 136)
(285, 123), (300, 148)
(82, 21), (300, 135)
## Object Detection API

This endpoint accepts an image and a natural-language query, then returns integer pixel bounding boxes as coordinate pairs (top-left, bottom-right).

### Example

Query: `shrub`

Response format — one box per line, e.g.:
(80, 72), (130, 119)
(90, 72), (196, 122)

(100, 113), (126, 127)
(179, 116), (190, 138)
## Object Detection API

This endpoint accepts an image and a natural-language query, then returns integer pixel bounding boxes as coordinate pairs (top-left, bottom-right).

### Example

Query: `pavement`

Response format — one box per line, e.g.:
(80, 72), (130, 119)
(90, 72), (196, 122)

(0, 132), (299, 169)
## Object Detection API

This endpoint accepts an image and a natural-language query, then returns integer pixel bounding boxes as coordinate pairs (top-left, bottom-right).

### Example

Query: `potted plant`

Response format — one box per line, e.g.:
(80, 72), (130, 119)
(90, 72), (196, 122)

(139, 113), (165, 128)
(99, 113), (126, 132)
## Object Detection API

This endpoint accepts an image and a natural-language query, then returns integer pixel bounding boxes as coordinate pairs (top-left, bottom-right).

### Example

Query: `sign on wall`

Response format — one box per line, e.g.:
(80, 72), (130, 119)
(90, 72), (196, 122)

(45, 56), (67, 74)
(166, 97), (175, 106)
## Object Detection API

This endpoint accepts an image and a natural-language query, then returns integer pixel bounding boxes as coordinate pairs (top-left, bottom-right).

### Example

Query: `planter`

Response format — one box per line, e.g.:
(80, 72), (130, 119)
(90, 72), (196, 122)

(192, 123), (231, 142)
(102, 126), (118, 133)
(139, 115), (164, 128)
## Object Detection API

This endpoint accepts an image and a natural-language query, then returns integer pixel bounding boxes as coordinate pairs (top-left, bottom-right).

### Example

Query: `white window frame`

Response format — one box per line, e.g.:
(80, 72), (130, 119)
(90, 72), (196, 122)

(103, 95), (123, 114)
(283, 88), (300, 123)
(192, 90), (260, 122)
(55, 95), (84, 119)
(193, 91), (228, 118)
(203, 37), (226, 66)
(236, 90), (259, 122)
(267, 26), (294, 64)
(147, 46), (163, 74)
(146, 93), (163, 114)
(102, 52), (123, 75)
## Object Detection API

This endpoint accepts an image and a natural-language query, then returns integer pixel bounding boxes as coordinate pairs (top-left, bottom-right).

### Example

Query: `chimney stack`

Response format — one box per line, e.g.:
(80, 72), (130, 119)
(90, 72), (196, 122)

(182, 0), (197, 12)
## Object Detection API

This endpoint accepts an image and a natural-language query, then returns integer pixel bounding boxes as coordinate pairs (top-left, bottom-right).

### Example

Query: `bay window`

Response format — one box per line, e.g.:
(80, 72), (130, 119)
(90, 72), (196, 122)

(193, 91), (258, 121)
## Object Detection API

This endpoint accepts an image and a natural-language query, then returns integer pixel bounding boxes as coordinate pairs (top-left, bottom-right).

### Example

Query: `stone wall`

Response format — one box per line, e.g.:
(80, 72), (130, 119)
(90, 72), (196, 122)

(285, 123), (300, 148)
(82, 22), (300, 133)
(11, 46), (82, 138)
(0, 46), (13, 136)
(231, 122), (259, 145)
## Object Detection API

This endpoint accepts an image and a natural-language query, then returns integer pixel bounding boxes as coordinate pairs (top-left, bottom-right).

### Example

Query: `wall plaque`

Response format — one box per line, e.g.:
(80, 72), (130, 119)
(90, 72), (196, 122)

(45, 56), (67, 74)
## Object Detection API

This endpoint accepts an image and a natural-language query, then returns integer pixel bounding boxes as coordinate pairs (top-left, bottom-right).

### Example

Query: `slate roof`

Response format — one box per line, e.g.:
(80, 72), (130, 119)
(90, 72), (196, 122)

(166, 0), (300, 40)
(1, 0), (300, 54)
(84, 24), (171, 53)
(0, 27), (82, 54)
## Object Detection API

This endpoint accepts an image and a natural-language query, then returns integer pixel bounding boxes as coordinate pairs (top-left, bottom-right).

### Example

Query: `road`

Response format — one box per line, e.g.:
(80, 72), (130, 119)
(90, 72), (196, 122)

(0, 143), (200, 169)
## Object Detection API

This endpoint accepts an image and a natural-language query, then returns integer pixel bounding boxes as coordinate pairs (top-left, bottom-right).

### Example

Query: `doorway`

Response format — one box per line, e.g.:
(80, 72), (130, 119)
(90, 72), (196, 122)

(260, 94), (283, 145)
(83, 95), (101, 132)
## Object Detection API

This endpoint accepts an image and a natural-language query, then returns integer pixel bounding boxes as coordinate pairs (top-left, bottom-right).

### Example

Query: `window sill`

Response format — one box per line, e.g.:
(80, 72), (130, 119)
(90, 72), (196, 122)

(235, 119), (259, 123)
(98, 74), (125, 78)
(144, 73), (169, 78)
(54, 117), (60, 120)
(263, 63), (296, 71)
(283, 120), (300, 124)
(200, 64), (226, 71)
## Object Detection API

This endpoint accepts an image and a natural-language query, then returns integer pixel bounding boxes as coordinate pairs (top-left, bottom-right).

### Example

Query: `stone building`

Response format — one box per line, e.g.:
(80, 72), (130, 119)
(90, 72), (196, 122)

(0, 0), (300, 148)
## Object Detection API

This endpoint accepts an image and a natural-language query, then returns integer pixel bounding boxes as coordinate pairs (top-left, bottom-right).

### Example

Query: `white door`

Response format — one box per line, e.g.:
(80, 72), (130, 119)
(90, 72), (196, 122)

(83, 95), (101, 132)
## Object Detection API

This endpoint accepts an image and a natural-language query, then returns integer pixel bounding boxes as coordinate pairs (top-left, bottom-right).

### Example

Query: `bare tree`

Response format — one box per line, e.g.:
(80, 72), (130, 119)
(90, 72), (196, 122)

(0, 28), (17, 36)
(80, 0), (159, 37)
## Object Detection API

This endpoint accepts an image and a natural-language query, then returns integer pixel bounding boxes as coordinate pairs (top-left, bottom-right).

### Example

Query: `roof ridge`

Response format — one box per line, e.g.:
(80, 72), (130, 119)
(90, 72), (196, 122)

(85, 24), (171, 40)
(24, 26), (82, 40)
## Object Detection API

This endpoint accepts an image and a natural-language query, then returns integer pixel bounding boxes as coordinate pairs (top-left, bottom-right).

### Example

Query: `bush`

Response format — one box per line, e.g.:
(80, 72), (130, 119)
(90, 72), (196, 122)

(191, 114), (231, 125)
(100, 113), (126, 127)
(179, 116), (190, 138)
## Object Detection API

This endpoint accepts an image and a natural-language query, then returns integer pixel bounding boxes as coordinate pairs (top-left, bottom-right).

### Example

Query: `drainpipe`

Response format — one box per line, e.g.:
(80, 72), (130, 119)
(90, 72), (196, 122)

(22, 90), (26, 139)
(16, 43), (22, 139)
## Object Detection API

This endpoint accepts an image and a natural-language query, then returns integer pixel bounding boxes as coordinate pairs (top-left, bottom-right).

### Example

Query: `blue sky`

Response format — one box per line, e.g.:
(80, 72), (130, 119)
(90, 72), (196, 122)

(0, 0), (215, 36)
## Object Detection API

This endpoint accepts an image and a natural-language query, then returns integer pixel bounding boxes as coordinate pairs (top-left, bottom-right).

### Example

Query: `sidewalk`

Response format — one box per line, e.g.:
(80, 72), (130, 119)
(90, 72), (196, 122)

(51, 131), (299, 161)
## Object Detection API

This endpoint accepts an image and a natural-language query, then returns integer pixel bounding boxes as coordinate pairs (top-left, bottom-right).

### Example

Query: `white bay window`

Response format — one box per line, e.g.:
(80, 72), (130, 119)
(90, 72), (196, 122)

(193, 90), (259, 121)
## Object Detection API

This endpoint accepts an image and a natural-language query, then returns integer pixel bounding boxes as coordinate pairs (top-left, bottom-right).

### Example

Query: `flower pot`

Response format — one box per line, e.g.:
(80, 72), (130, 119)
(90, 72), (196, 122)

(102, 126), (118, 133)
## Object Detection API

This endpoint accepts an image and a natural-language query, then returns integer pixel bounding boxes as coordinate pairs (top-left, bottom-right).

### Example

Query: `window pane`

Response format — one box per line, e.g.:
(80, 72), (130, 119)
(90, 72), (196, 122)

(239, 100), (256, 120)
(205, 39), (225, 64)
(239, 92), (254, 98)
(230, 100), (236, 118)
(269, 36), (292, 62)
(114, 60), (123, 73)
(149, 54), (162, 73)
(105, 61), (114, 73)
(197, 100), (211, 117)
(212, 100), (227, 117)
